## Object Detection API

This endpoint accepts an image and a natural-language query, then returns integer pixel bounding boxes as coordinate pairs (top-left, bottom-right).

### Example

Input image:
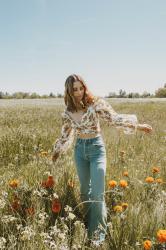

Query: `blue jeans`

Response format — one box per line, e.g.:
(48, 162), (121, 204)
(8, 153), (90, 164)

(74, 135), (107, 240)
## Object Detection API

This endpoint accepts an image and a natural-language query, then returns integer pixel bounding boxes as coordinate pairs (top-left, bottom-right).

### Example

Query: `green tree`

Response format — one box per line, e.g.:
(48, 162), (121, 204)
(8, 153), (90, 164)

(155, 87), (166, 97)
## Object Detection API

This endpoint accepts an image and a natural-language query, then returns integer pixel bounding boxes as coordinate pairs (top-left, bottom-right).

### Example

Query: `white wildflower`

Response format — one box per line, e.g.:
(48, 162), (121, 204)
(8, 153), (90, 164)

(68, 212), (76, 220)
(53, 192), (59, 199)
(1, 215), (17, 224)
(1, 191), (8, 198)
(44, 171), (51, 176)
(0, 198), (6, 209)
(16, 224), (23, 231)
(20, 226), (36, 241)
(38, 211), (49, 225)
(57, 233), (66, 240)
(64, 205), (72, 212)
(33, 189), (47, 197)
(0, 237), (6, 249)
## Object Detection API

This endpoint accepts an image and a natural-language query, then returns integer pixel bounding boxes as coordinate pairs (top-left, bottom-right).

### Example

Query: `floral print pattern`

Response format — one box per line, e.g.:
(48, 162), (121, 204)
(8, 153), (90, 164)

(53, 97), (138, 156)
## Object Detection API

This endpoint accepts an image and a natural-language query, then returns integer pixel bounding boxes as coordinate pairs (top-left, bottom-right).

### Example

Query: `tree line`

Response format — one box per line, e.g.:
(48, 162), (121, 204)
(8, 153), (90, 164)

(0, 84), (166, 99)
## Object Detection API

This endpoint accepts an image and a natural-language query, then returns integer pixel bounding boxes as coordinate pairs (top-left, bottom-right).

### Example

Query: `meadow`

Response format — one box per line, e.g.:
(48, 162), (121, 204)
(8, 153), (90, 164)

(0, 98), (166, 250)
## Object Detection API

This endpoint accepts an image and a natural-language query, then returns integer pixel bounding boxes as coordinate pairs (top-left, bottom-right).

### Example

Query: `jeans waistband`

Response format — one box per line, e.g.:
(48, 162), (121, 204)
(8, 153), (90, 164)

(76, 134), (102, 144)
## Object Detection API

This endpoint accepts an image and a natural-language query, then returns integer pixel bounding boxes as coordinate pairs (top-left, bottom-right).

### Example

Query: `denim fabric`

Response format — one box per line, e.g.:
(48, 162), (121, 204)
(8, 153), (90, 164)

(74, 135), (107, 240)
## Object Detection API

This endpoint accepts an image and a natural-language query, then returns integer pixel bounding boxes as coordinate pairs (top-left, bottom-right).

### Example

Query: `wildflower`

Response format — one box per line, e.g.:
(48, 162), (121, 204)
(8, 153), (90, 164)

(121, 202), (128, 210)
(38, 212), (49, 225)
(51, 198), (61, 213)
(143, 240), (152, 249)
(9, 179), (19, 188)
(25, 207), (35, 216)
(123, 171), (129, 177)
(145, 177), (154, 183)
(113, 205), (123, 212)
(68, 212), (76, 220)
(0, 237), (6, 249)
(46, 175), (55, 188)
(64, 205), (72, 212)
(11, 198), (21, 211)
(119, 180), (128, 188)
(41, 175), (55, 188)
(152, 167), (160, 173)
(155, 178), (163, 184)
(0, 198), (6, 209)
(157, 229), (166, 243)
(20, 226), (36, 241)
(108, 180), (117, 188)
(40, 151), (48, 157)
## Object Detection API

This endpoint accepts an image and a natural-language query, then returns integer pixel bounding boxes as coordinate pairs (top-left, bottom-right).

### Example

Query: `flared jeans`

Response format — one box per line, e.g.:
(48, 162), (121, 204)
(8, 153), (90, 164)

(74, 135), (107, 240)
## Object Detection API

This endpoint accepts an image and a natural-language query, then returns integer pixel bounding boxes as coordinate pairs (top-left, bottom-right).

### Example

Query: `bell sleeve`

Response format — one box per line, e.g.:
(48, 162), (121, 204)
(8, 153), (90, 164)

(53, 113), (75, 157)
(94, 97), (138, 134)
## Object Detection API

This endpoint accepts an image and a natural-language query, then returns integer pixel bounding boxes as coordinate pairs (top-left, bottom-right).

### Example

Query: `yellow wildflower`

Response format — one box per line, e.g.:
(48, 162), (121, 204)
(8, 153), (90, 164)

(9, 179), (19, 188)
(121, 202), (128, 210)
(113, 205), (123, 212)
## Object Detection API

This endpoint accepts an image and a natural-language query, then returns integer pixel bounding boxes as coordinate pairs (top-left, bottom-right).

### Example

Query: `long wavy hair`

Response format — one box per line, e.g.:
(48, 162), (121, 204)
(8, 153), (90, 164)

(64, 74), (96, 112)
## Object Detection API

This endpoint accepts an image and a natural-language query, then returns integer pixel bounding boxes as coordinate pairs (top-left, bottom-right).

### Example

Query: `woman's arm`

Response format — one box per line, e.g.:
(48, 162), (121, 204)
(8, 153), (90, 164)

(52, 114), (75, 162)
(94, 97), (152, 134)
(137, 123), (152, 133)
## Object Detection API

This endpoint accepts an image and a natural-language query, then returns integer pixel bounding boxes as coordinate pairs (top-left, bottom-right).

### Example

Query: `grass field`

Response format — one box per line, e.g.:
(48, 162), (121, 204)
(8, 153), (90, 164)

(0, 99), (166, 249)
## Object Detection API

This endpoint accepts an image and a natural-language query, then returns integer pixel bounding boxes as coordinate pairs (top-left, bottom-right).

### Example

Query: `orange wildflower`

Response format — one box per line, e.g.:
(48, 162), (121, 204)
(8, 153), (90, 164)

(143, 240), (152, 250)
(25, 207), (35, 216)
(157, 230), (166, 243)
(51, 198), (61, 213)
(152, 167), (160, 173)
(119, 180), (128, 188)
(42, 175), (55, 188)
(11, 198), (21, 211)
(121, 202), (128, 210)
(108, 180), (117, 188)
(113, 205), (123, 212)
(46, 175), (55, 188)
(145, 177), (154, 183)
(155, 178), (163, 184)
(123, 171), (129, 177)
(9, 179), (19, 188)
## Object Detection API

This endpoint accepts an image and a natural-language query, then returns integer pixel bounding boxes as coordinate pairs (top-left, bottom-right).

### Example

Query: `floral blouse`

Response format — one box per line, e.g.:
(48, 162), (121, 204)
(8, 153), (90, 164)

(53, 97), (138, 156)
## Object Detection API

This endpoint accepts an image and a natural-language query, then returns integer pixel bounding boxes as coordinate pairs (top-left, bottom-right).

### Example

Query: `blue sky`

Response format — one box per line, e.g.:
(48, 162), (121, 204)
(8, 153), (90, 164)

(0, 0), (166, 96)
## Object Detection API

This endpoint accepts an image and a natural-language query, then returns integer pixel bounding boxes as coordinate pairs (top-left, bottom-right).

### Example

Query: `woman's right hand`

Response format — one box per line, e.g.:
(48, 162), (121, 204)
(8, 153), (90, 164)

(52, 152), (59, 162)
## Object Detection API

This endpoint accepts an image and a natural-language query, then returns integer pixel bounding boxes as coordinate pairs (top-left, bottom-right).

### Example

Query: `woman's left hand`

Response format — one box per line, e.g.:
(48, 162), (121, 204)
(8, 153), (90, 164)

(138, 124), (153, 133)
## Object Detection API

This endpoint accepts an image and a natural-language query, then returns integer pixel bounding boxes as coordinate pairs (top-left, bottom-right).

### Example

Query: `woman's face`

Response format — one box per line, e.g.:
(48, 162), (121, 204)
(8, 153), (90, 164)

(73, 81), (85, 102)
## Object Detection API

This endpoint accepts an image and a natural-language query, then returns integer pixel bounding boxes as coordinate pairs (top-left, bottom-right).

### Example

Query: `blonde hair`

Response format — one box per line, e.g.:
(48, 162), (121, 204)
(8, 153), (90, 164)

(64, 74), (95, 112)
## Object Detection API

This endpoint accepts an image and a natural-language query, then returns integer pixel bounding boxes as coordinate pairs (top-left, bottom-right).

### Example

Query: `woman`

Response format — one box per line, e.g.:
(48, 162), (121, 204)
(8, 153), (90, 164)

(52, 74), (152, 246)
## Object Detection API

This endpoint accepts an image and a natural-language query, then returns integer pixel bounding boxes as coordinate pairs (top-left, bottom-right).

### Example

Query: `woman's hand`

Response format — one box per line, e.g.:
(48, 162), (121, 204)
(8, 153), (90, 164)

(137, 124), (152, 133)
(52, 152), (59, 162)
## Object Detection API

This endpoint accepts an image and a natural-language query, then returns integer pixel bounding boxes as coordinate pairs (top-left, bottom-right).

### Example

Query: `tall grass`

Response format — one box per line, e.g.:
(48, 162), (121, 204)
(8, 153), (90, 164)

(0, 99), (165, 249)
